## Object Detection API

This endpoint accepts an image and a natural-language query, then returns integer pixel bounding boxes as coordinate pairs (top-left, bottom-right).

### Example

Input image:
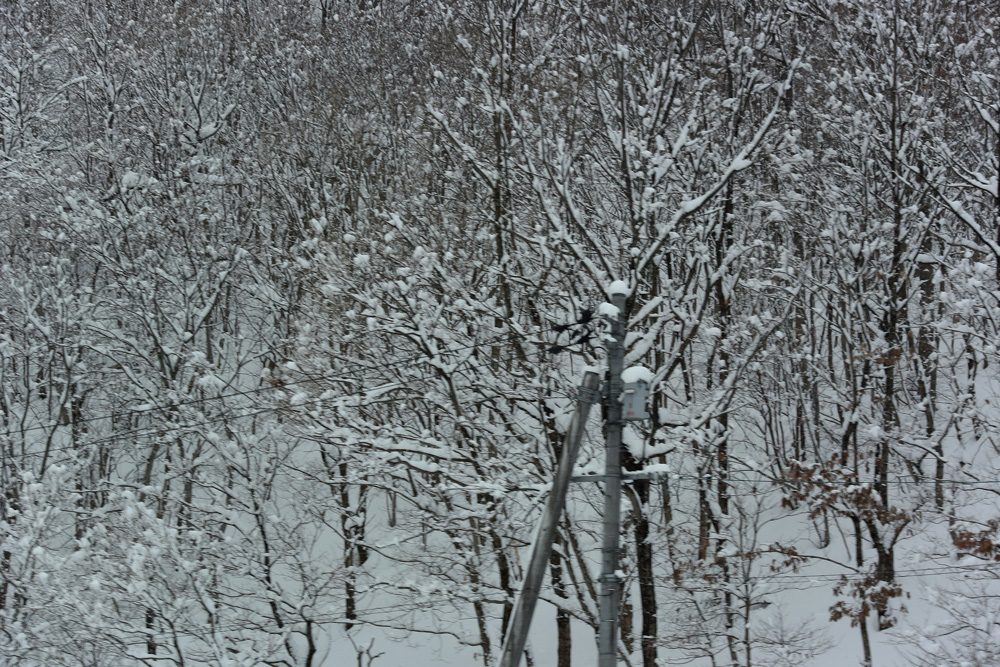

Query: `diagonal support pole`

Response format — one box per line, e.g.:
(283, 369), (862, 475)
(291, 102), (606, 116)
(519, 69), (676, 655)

(498, 370), (601, 667)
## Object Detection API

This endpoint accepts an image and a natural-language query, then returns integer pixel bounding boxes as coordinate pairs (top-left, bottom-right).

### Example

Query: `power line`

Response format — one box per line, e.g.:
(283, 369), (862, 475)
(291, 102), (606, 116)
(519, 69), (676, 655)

(778, 563), (996, 582)
(669, 475), (1000, 487)
(638, 562), (1000, 586)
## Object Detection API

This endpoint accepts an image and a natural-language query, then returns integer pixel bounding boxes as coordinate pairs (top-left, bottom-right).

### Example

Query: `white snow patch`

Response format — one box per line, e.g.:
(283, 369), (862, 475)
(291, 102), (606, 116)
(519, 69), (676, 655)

(121, 170), (141, 189)
(730, 156), (753, 171)
(623, 428), (648, 459)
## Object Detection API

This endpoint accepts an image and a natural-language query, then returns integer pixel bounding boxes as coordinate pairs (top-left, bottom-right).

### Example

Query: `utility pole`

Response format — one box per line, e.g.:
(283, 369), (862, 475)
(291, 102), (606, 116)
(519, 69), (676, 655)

(499, 284), (630, 667)
(499, 370), (601, 667)
(598, 283), (628, 667)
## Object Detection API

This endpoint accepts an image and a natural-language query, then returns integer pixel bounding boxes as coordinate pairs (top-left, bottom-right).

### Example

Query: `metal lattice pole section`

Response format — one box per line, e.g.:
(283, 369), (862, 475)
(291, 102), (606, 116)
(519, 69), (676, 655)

(498, 371), (602, 667)
(598, 286), (627, 667)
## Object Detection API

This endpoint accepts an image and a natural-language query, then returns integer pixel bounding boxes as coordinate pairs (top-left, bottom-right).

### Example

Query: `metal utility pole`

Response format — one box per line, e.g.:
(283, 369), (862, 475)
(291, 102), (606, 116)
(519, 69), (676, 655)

(598, 284), (628, 667)
(499, 371), (602, 667)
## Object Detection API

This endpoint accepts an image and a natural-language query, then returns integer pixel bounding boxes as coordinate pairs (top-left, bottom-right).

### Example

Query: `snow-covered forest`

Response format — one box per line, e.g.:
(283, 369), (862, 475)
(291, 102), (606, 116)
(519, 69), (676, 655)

(1, 0), (998, 665)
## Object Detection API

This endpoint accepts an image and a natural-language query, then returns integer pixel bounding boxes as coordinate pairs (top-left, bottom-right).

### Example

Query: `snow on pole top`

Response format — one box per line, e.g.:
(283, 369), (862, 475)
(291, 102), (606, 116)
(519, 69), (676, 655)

(607, 280), (630, 297)
(621, 366), (653, 384)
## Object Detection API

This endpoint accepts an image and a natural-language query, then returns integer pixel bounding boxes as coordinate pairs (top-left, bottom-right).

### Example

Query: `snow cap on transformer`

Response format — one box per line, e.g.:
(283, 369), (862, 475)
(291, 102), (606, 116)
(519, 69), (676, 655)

(607, 280), (630, 297)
